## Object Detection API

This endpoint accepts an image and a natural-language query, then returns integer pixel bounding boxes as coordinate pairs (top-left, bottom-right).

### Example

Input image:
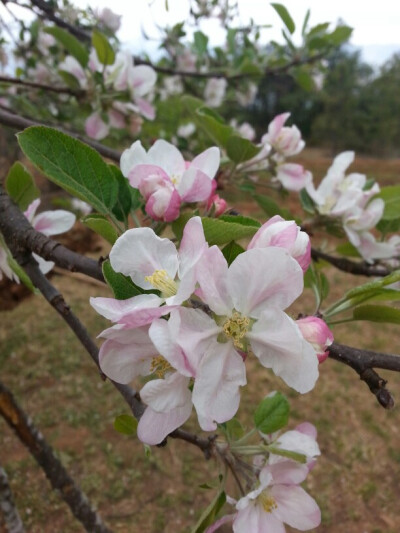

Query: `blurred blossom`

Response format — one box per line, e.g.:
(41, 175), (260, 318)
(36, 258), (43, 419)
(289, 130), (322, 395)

(204, 78), (227, 107)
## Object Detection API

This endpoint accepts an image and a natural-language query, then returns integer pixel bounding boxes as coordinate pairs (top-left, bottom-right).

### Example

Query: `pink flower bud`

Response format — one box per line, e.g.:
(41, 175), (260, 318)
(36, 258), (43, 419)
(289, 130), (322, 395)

(296, 317), (333, 363)
(85, 112), (109, 140)
(206, 194), (227, 217)
(248, 215), (311, 272)
(262, 112), (305, 157)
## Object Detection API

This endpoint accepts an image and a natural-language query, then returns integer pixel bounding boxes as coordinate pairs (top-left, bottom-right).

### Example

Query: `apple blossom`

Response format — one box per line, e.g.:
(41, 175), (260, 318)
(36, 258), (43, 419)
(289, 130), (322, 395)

(248, 215), (311, 272)
(275, 162), (312, 191)
(204, 78), (227, 107)
(206, 194), (227, 216)
(150, 246), (319, 431)
(0, 199), (75, 282)
(97, 7), (121, 32)
(120, 140), (220, 222)
(108, 216), (208, 305)
(85, 112), (109, 141)
(296, 317), (333, 363)
(262, 112), (305, 158)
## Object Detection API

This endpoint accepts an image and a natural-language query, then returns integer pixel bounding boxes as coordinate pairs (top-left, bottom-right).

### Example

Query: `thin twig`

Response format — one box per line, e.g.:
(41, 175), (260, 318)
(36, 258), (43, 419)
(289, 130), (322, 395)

(0, 108), (122, 162)
(0, 75), (85, 97)
(312, 248), (392, 277)
(0, 380), (112, 532)
(0, 464), (25, 533)
(0, 187), (104, 282)
(328, 342), (399, 408)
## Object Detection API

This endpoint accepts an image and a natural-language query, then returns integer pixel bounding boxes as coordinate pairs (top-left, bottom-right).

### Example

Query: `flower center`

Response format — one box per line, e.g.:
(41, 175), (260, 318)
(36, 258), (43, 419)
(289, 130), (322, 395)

(150, 356), (173, 378)
(259, 491), (277, 513)
(222, 311), (250, 350)
(145, 269), (177, 297)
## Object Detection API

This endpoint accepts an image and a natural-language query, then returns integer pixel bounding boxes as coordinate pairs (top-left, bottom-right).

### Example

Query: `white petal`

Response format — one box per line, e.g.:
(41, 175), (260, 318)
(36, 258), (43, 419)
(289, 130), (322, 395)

(33, 253), (55, 274)
(190, 147), (220, 178)
(89, 294), (163, 321)
(192, 341), (246, 431)
(137, 401), (192, 445)
(140, 372), (191, 412)
(99, 326), (155, 383)
(109, 227), (178, 289)
(272, 485), (321, 530)
(33, 210), (75, 236)
(147, 140), (185, 178)
(248, 309), (319, 393)
(120, 140), (148, 177)
(196, 246), (233, 315)
(228, 248), (303, 317)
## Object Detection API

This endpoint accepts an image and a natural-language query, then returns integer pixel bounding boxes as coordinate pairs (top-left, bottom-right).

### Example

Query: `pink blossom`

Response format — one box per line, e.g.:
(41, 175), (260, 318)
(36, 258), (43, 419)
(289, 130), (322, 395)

(150, 246), (319, 431)
(120, 140), (220, 222)
(85, 112), (109, 140)
(206, 194), (227, 216)
(296, 317), (333, 363)
(248, 215), (311, 272)
(262, 113), (305, 157)
(275, 163), (312, 192)
(204, 78), (227, 107)
(97, 7), (121, 32)
(58, 55), (87, 88)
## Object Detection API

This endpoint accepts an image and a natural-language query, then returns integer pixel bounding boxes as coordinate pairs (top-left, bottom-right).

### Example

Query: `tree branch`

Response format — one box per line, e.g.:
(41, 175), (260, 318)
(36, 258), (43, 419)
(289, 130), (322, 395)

(328, 342), (400, 408)
(0, 187), (104, 282)
(0, 380), (112, 532)
(0, 108), (122, 163)
(0, 75), (85, 97)
(134, 52), (326, 80)
(311, 248), (392, 277)
(0, 464), (25, 533)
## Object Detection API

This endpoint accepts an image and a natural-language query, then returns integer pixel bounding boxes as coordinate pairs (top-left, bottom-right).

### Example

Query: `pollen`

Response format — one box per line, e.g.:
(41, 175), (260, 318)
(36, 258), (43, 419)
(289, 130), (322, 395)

(259, 491), (277, 513)
(150, 356), (173, 378)
(145, 269), (177, 297)
(223, 311), (250, 350)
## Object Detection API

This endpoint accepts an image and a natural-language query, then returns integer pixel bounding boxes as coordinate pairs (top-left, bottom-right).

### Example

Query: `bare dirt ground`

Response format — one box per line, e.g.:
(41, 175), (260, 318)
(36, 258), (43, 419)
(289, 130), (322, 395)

(1, 149), (400, 532)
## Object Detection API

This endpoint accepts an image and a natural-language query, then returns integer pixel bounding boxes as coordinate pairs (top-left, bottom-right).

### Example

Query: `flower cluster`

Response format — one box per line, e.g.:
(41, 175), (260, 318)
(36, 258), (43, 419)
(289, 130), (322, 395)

(207, 422), (321, 533)
(0, 199), (75, 282)
(241, 113), (312, 192)
(57, 49), (156, 140)
(91, 216), (331, 445)
(120, 139), (221, 222)
(306, 151), (394, 262)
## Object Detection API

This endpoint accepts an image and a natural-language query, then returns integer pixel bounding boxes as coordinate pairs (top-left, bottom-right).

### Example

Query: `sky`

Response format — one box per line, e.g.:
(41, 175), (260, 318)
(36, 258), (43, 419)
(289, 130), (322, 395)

(1, 0), (400, 64)
(73, 0), (400, 64)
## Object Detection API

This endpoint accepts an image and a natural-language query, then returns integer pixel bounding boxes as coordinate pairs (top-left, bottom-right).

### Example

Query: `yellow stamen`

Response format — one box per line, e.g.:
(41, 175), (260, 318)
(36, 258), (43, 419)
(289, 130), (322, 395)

(145, 269), (177, 297)
(150, 356), (173, 378)
(259, 491), (278, 513)
(222, 311), (250, 350)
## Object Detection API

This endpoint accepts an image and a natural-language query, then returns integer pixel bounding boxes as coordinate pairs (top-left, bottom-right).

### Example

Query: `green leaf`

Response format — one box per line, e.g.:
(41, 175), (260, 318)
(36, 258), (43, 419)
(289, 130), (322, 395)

(108, 164), (132, 223)
(345, 270), (400, 299)
(271, 3), (295, 34)
(375, 186), (400, 220)
(226, 135), (261, 163)
(5, 162), (39, 210)
(328, 25), (353, 45)
(92, 29), (115, 65)
(196, 107), (233, 147)
(18, 127), (118, 216)
(253, 193), (292, 219)
(353, 305), (400, 324)
(171, 213), (194, 241)
(377, 217), (400, 235)
(221, 241), (245, 265)
(113, 414), (138, 436)
(44, 26), (88, 67)
(193, 30), (208, 55)
(224, 418), (245, 440)
(83, 214), (118, 244)
(102, 259), (145, 299)
(219, 215), (261, 228)
(58, 70), (82, 89)
(266, 446), (307, 463)
(336, 242), (361, 258)
(254, 392), (290, 434)
(299, 188), (315, 214)
(202, 217), (257, 246)
(294, 69), (314, 91)
(0, 235), (36, 291)
(191, 490), (226, 533)
(301, 9), (310, 36)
